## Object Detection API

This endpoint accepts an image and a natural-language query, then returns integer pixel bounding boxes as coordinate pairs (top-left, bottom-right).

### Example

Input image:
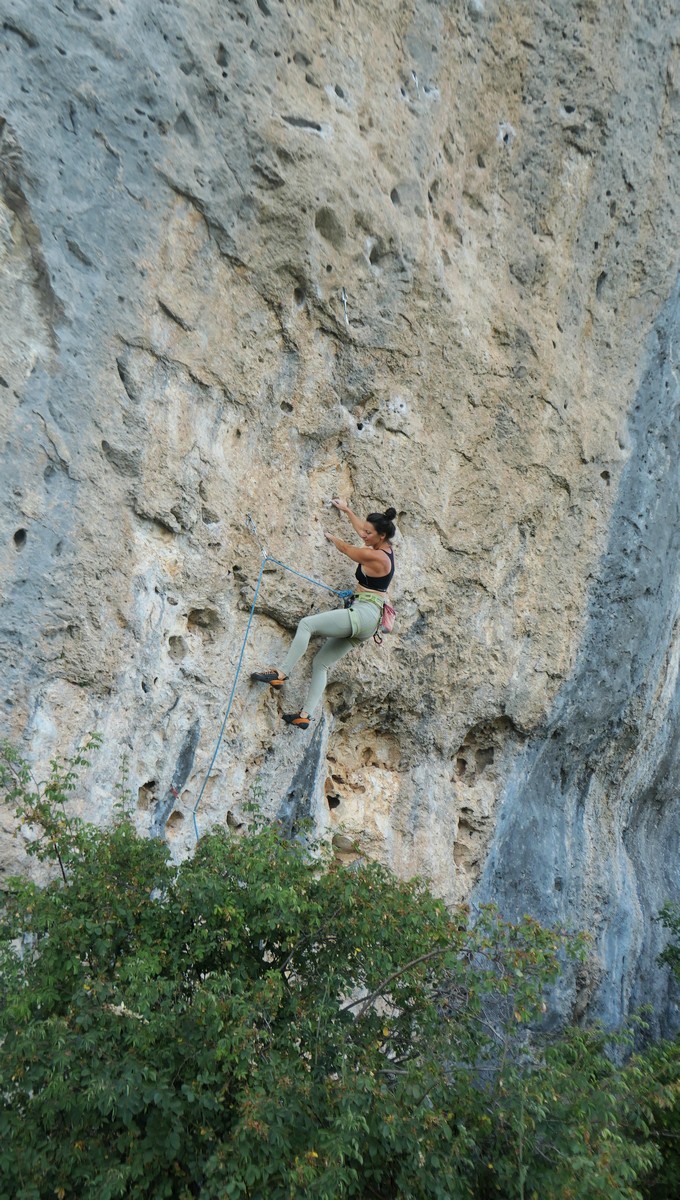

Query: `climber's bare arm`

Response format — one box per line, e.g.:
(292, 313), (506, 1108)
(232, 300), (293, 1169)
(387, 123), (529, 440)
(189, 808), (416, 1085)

(324, 533), (386, 569)
(331, 498), (366, 538)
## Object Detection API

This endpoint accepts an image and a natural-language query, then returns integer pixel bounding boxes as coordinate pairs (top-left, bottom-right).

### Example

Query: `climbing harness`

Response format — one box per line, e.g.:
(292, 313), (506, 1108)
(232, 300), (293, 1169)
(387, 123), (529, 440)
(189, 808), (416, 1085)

(191, 516), (353, 839)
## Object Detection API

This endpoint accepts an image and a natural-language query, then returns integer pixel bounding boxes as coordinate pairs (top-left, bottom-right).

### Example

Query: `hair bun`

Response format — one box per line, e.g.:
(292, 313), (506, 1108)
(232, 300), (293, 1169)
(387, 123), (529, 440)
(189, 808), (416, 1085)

(384, 507), (397, 521)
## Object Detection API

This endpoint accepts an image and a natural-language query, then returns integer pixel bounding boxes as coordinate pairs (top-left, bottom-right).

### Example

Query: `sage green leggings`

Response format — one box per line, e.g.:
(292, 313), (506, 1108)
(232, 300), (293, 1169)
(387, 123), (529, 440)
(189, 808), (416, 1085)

(280, 598), (381, 714)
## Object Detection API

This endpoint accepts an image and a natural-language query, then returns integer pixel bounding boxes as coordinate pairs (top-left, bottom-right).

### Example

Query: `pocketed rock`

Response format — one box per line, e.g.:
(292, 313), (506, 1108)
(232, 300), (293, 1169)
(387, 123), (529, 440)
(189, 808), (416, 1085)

(1, 0), (679, 1033)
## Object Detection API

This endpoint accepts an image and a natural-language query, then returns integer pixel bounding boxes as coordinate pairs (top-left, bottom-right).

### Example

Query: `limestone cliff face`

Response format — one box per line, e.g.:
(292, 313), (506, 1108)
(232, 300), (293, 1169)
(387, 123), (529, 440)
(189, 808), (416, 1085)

(1, 0), (678, 1029)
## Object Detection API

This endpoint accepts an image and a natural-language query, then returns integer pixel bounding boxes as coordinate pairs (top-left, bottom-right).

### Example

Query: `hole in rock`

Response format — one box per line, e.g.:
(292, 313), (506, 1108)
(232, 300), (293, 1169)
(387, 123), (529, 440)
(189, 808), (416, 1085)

(390, 187), (400, 206)
(327, 794), (341, 810)
(293, 286), (305, 305)
(334, 84), (345, 98)
(563, 103), (575, 113)
(168, 635), (188, 661)
(368, 244), (381, 265)
(281, 400), (294, 412)
(188, 607), (221, 631)
(293, 50), (310, 66)
(356, 422), (364, 430)
(326, 263), (333, 272)
(601, 470), (610, 484)
(477, 153), (486, 168)
(13, 528), (27, 549)
(283, 115), (322, 131)
(216, 43), (229, 67)
(314, 206), (346, 248)
(475, 747), (494, 772)
(138, 781), (157, 810)
(166, 810), (185, 835)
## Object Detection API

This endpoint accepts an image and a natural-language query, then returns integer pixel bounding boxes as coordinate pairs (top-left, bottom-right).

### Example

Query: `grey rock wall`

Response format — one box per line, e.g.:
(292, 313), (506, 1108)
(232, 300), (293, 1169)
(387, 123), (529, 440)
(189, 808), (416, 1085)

(476, 276), (680, 1036)
(1, 0), (679, 1028)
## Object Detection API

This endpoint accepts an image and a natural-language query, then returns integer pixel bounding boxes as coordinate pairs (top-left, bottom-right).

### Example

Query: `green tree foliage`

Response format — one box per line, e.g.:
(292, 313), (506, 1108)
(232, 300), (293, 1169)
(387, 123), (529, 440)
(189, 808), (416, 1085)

(0, 740), (678, 1199)
(657, 903), (680, 984)
(636, 903), (680, 1200)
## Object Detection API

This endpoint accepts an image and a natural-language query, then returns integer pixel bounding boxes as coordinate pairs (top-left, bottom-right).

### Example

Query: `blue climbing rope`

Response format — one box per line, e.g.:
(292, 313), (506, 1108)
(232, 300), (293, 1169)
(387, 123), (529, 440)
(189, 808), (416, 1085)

(265, 555), (354, 601)
(191, 522), (353, 839)
(244, 513), (354, 602)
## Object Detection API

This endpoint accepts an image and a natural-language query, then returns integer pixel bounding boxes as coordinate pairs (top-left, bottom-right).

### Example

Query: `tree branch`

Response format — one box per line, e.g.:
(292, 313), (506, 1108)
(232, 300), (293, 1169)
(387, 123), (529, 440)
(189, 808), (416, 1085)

(339, 946), (451, 1019)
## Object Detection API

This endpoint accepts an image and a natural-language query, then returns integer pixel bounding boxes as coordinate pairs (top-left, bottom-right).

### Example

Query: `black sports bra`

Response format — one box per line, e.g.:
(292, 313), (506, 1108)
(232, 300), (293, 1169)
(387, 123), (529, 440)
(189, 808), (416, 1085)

(355, 547), (394, 593)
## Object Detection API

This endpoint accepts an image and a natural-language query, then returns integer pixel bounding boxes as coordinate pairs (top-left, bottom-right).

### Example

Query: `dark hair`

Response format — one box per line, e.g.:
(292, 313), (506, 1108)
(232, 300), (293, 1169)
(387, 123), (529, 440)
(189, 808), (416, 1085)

(366, 506), (397, 540)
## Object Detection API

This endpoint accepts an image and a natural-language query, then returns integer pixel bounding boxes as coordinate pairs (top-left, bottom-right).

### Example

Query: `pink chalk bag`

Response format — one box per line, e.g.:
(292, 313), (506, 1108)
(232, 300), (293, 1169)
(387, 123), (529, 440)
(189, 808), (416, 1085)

(373, 599), (396, 645)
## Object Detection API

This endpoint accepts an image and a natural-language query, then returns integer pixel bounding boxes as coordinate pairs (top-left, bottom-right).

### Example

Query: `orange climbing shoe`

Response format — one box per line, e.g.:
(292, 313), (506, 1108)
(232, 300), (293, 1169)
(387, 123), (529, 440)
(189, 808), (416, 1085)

(250, 670), (286, 688)
(282, 711), (310, 730)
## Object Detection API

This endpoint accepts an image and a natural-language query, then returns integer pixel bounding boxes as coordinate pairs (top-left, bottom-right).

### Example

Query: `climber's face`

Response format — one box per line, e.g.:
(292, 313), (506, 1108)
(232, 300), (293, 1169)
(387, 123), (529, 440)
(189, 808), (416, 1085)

(362, 521), (382, 547)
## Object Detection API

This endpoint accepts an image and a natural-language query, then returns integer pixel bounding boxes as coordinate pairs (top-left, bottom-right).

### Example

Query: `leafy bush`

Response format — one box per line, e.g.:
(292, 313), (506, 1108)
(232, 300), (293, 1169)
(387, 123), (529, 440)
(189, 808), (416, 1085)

(634, 903), (680, 1200)
(658, 902), (680, 985)
(0, 741), (677, 1199)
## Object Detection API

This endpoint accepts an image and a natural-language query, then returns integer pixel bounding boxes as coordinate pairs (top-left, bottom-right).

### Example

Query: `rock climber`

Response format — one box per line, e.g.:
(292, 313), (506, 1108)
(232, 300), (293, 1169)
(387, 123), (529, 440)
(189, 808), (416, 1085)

(250, 500), (397, 729)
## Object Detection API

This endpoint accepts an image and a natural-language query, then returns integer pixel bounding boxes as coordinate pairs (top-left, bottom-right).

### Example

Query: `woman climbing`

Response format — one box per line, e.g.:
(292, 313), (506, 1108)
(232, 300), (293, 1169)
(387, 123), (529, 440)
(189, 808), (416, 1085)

(250, 501), (397, 729)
